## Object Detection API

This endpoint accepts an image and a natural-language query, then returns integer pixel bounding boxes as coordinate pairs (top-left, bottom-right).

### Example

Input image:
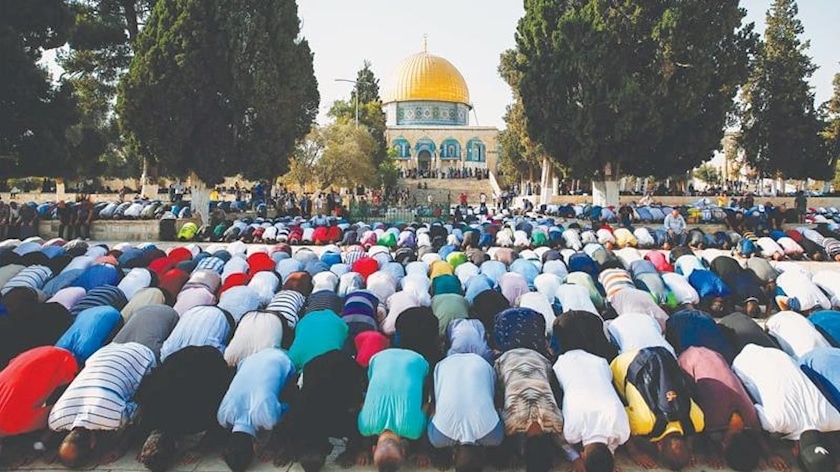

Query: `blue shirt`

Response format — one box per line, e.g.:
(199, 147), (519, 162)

(217, 348), (295, 436)
(666, 309), (735, 363)
(809, 311), (840, 347)
(55, 306), (123, 364)
(358, 349), (429, 440)
(159, 306), (232, 362)
(800, 347), (840, 413)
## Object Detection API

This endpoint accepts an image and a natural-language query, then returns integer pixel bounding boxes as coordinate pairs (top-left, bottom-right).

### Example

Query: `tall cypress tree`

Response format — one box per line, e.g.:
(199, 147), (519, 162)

(740, 0), (827, 179)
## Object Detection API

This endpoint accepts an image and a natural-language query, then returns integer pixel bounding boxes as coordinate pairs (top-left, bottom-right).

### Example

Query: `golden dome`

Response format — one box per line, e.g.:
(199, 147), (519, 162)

(383, 51), (471, 105)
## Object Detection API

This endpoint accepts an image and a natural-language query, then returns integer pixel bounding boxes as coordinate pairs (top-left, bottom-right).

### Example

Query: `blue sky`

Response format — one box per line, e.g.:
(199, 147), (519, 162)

(299, 0), (840, 129)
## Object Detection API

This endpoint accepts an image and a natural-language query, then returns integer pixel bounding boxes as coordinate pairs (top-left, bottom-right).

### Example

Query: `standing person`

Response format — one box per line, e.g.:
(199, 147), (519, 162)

(56, 201), (74, 241)
(357, 348), (430, 472)
(663, 209), (687, 248)
(795, 191), (807, 224)
(74, 196), (94, 241)
(0, 199), (9, 240)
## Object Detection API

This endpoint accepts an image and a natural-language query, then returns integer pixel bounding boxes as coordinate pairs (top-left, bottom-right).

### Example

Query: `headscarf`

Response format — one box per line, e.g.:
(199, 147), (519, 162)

(394, 306), (442, 367)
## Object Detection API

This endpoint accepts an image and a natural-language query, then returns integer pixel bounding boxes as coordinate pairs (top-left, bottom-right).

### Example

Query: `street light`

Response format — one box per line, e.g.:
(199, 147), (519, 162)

(334, 78), (370, 127)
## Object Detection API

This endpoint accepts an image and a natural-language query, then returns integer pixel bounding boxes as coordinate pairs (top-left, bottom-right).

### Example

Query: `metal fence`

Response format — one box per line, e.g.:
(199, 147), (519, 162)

(348, 198), (452, 224)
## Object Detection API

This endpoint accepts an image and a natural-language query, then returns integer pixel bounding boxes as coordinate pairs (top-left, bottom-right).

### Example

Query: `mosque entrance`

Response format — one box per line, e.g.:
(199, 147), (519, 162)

(417, 150), (432, 171)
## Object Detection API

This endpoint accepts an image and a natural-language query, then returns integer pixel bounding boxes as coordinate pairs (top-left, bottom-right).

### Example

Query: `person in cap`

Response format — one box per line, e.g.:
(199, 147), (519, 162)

(678, 346), (787, 471)
(216, 348), (296, 472)
(553, 348), (629, 472)
(0, 347), (78, 465)
(611, 347), (705, 470)
(357, 348), (431, 472)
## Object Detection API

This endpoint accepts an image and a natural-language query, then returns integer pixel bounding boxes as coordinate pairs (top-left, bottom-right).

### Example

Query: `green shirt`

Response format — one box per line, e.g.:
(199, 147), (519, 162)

(288, 309), (348, 370)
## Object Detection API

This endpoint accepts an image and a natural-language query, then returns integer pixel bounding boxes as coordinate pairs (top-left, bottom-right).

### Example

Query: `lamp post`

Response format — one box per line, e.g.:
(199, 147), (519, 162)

(335, 78), (363, 127)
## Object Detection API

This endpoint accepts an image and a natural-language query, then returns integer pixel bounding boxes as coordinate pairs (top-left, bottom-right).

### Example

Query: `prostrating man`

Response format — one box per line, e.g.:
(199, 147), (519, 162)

(665, 309), (735, 364)
(0, 347), (78, 465)
(678, 346), (787, 472)
(136, 346), (234, 472)
(732, 344), (840, 471)
(357, 348), (430, 472)
(495, 348), (582, 472)
(48, 341), (158, 467)
(427, 353), (503, 472)
(611, 346), (705, 471)
(281, 350), (365, 472)
(551, 310), (618, 362)
(553, 349), (630, 472)
(216, 348), (296, 472)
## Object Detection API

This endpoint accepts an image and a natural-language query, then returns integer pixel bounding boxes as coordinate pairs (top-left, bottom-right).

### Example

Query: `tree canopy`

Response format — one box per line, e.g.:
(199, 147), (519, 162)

(740, 0), (827, 179)
(0, 0), (78, 178)
(117, 0), (319, 186)
(514, 0), (755, 180)
(315, 123), (378, 190)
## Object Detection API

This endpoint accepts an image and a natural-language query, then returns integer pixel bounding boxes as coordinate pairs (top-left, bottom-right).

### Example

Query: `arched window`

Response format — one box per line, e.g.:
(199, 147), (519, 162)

(391, 137), (411, 159)
(466, 138), (486, 162)
(414, 137), (436, 155)
(440, 138), (461, 160)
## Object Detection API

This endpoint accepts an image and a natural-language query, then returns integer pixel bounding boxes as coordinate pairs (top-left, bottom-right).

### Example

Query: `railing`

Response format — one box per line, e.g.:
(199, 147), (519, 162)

(348, 197), (452, 223)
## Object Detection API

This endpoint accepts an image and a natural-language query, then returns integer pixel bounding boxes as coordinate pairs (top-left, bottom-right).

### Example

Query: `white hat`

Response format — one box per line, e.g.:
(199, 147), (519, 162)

(814, 215), (830, 224)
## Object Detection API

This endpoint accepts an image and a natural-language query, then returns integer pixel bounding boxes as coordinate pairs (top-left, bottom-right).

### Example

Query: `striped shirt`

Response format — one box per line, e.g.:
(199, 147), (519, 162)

(2, 265), (52, 295)
(598, 268), (635, 299)
(265, 290), (305, 329)
(495, 348), (564, 435)
(70, 286), (128, 317)
(49, 342), (155, 431)
(194, 256), (226, 275)
(159, 306), (233, 362)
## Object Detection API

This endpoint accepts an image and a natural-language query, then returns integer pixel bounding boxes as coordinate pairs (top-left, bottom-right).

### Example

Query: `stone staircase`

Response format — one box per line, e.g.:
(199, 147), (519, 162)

(398, 178), (495, 206)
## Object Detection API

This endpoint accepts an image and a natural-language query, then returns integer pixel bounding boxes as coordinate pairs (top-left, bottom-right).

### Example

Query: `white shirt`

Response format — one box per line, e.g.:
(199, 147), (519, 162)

(218, 286), (262, 323)
(608, 288), (669, 332)
(757, 237), (784, 259)
(556, 284), (598, 314)
(248, 272), (280, 308)
(777, 237), (804, 256)
(614, 248), (643, 269)
(430, 354), (501, 445)
(117, 268), (152, 300)
(49, 342), (155, 431)
(776, 270), (831, 312)
(772, 261), (812, 279)
(675, 255), (704, 278)
(813, 270), (840, 308)
(732, 344), (840, 439)
(224, 311), (284, 367)
(553, 350), (630, 452)
(661, 272), (700, 306)
(765, 311), (831, 359)
(607, 312), (675, 356)
(517, 292), (556, 336)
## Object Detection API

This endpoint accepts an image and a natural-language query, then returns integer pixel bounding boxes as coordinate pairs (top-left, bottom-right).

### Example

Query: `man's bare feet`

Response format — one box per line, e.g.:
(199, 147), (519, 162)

(355, 449), (372, 467)
(412, 452), (431, 468)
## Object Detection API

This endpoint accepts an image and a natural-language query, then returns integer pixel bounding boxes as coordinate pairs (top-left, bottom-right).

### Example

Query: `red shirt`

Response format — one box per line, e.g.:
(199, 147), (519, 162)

(0, 346), (78, 435)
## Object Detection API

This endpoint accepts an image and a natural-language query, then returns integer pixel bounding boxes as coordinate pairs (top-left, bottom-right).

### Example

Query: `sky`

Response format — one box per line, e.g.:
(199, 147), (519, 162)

(299, 0), (840, 129)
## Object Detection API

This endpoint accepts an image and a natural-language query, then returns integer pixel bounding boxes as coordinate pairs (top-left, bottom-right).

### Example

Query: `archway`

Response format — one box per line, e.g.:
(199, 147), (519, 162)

(417, 150), (432, 171)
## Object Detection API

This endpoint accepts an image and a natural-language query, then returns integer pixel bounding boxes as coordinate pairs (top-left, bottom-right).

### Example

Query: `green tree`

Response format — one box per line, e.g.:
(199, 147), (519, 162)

(694, 163), (721, 186)
(0, 0), (77, 178)
(315, 123), (378, 190)
(821, 73), (840, 187)
(328, 60), (388, 184)
(514, 0), (755, 183)
(498, 49), (551, 182)
(118, 0), (318, 222)
(285, 126), (324, 191)
(740, 0), (827, 179)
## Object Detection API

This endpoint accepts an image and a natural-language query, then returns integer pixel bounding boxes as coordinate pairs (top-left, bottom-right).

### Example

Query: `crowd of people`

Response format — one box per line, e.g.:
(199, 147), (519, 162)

(2, 213), (840, 472)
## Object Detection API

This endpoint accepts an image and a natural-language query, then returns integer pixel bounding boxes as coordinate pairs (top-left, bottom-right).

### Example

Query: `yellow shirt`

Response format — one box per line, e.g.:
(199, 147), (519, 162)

(429, 260), (454, 280)
(610, 350), (704, 441)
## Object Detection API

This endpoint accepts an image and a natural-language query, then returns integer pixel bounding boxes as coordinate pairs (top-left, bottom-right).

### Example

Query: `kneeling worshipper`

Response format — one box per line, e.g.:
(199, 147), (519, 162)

(216, 348), (296, 472)
(0, 301), (72, 369)
(427, 352), (503, 472)
(775, 270), (832, 315)
(54, 305), (124, 365)
(281, 350), (366, 472)
(553, 349), (630, 472)
(800, 347), (840, 415)
(136, 346), (234, 472)
(495, 348), (581, 472)
(665, 309), (736, 364)
(159, 305), (236, 362)
(552, 310), (618, 362)
(611, 347), (705, 471)
(765, 310), (831, 360)
(733, 344), (840, 472)
(223, 310), (285, 367)
(678, 346), (787, 472)
(0, 347), (78, 466)
(288, 309), (348, 371)
(357, 348), (430, 472)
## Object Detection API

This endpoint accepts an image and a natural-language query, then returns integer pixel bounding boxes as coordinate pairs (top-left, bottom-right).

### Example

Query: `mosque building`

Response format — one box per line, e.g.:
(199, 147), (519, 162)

(382, 42), (499, 174)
